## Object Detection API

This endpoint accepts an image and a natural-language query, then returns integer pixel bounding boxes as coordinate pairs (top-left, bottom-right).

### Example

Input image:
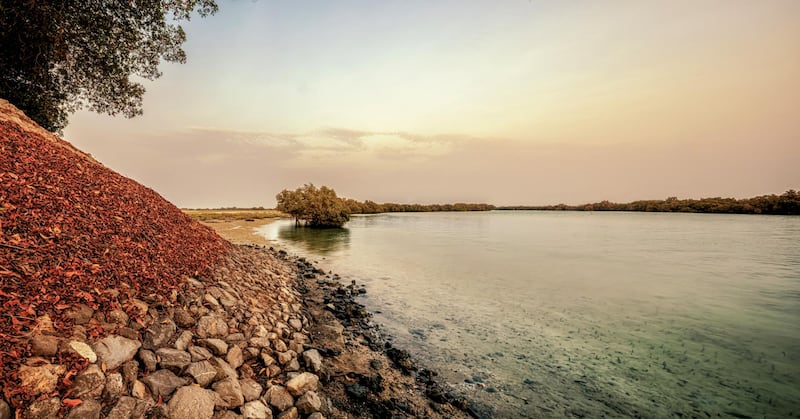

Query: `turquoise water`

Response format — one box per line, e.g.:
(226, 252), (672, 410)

(258, 211), (800, 418)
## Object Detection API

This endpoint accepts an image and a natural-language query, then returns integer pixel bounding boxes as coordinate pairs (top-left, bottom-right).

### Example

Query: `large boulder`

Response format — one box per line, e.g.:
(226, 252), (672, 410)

(92, 335), (141, 370)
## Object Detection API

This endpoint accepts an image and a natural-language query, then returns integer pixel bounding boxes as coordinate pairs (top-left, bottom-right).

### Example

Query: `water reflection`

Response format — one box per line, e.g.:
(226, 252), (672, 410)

(277, 224), (350, 254)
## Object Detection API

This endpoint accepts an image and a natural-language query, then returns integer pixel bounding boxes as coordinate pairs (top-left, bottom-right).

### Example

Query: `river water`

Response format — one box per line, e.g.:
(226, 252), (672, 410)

(257, 211), (800, 418)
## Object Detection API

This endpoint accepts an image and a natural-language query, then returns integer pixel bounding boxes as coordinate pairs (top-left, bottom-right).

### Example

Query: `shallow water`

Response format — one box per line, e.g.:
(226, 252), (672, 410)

(258, 211), (800, 418)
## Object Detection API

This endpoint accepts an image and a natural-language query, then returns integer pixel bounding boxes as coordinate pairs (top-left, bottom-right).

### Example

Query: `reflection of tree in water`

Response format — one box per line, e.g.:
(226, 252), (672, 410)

(277, 225), (350, 254)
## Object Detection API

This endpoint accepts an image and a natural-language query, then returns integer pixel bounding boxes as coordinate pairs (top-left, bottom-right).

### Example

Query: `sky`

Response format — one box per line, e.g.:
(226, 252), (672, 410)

(63, 0), (800, 208)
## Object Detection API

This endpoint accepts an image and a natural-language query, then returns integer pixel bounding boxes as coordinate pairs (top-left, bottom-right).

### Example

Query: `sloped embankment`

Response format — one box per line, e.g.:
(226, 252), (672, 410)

(0, 99), (228, 409)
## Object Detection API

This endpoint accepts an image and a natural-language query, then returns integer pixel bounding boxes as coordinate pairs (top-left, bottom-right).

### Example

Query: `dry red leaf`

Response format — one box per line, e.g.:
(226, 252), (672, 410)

(0, 101), (228, 408)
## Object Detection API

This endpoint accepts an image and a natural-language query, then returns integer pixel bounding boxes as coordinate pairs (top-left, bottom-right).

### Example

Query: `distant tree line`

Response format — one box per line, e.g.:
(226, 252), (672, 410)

(342, 199), (495, 214)
(498, 190), (800, 215)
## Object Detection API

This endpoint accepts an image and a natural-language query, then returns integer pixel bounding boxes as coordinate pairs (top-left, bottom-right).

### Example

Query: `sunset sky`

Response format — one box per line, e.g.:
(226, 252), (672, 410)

(63, 0), (800, 208)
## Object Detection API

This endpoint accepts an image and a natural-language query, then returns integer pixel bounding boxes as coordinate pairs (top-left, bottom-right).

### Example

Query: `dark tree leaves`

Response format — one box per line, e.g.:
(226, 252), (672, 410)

(0, 0), (218, 132)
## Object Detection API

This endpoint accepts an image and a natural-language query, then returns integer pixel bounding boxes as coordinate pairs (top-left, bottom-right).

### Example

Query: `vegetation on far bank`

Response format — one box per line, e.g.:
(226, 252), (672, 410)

(183, 208), (287, 222)
(498, 190), (800, 215)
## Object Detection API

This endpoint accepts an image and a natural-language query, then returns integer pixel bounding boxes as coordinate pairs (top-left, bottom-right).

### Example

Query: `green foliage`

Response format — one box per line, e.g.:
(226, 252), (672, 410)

(0, 0), (218, 132)
(276, 184), (350, 228)
(498, 190), (800, 215)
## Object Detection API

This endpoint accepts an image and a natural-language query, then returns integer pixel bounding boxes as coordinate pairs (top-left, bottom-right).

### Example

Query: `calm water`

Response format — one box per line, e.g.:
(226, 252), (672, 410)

(258, 211), (800, 418)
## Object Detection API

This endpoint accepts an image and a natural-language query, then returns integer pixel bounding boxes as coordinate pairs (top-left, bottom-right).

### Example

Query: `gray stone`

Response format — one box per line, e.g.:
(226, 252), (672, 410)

(71, 364), (105, 398)
(174, 330), (193, 351)
(24, 397), (60, 419)
(225, 345), (243, 369)
(285, 372), (319, 397)
(0, 399), (10, 419)
(30, 335), (60, 357)
(107, 396), (137, 419)
(209, 357), (237, 381)
(301, 349), (323, 373)
(240, 400), (271, 419)
(173, 307), (195, 329)
(190, 346), (213, 362)
(138, 349), (158, 372)
(93, 335), (141, 370)
(141, 369), (186, 398)
(104, 372), (125, 399)
(212, 377), (244, 408)
(107, 309), (130, 326)
(276, 407), (298, 419)
(288, 318), (302, 332)
(68, 341), (97, 363)
(168, 385), (215, 419)
(202, 338), (228, 356)
(295, 391), (322, 414)
(64, 398), (102, 419)
(66, 304), (94, 325)
(156, 348), (191, 373)
(239, 378), (263, 402)
(272, 340), (287, 352)
(121, 360), (139, 389)
(265, 385), (294, 411)
(185, 361), (217, 387)
(143, 318), (177, 349)
(196, 315), (228, 338)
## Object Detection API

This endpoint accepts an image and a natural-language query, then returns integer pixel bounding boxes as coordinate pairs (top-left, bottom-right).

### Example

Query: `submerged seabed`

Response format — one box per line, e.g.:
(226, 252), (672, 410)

(260, 212), (800, 418)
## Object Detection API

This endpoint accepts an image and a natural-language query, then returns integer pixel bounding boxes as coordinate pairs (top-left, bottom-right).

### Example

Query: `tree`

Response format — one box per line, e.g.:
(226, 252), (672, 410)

(276, 184), (350, 228)
(0, 0), (218, 132)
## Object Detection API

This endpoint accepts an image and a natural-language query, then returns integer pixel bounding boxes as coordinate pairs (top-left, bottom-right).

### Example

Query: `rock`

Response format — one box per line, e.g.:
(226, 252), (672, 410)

(18, 360), (66, 396)
(196, 315), (228, 338)
(211, 411), (241, 419)
(71, 364), (105, 398)
(288, 318), (302, 331)
(260, 352), (276, 367)
(0, 399), (10, 419)
(185, 361), (218, 387)
(295, 391), (322, 414)
(104, 372), (125, 399)
(240, 400), (271, 419)
(24, 397), (60, 419)
(276, 407), (298, 419)
(345, 384), (368, 400)
(108, 309), (130, 326)
(265, 385), (294, 411)
(118, 327), (140, 341)
(225, 345), (243, 369)
(301, 349), (323, 373)
(285, 358), (300, 372)
(212, 378), (244, 408)
(66, 304), (94, 325)
(204, 293), (220, 308)
(156, 348), (191, 373)
(249, 337), (270, 348)
(273, 340), (288, 352)
(307, 414), (325, 419)
(93, 335), (141, 370)
(30, 335), (60, 357)
(131, 380), (149, 399)
(138, 349), (158, 372)
(202, 338), (228, 356)
(174, 330), (193, 351)
(121, 360), (139, 389)
(190, 346), (213, 362)
(68, 341), (97, 363)
(173, 308), (196, 328)
(141, 369), (186, 398)
(225, 333), (245, 343)
(285, 372), (319, 397)
(239, 378), (263, 402)
(276, 351), (294, 365)
(167, 386), (215, 419)
(209, 357), (237, 381)
(65, 398), (102, 419)
(143, 318), (177, 349)
(106, 396), (136, 419)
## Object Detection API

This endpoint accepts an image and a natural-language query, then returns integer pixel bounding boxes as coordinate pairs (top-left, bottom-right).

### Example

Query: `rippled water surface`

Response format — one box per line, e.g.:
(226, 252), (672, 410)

(258, 211), (800, 418)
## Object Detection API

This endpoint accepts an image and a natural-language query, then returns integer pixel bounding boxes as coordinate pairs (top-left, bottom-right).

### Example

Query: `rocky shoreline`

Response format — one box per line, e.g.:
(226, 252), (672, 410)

(0, 243), (474, 418)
